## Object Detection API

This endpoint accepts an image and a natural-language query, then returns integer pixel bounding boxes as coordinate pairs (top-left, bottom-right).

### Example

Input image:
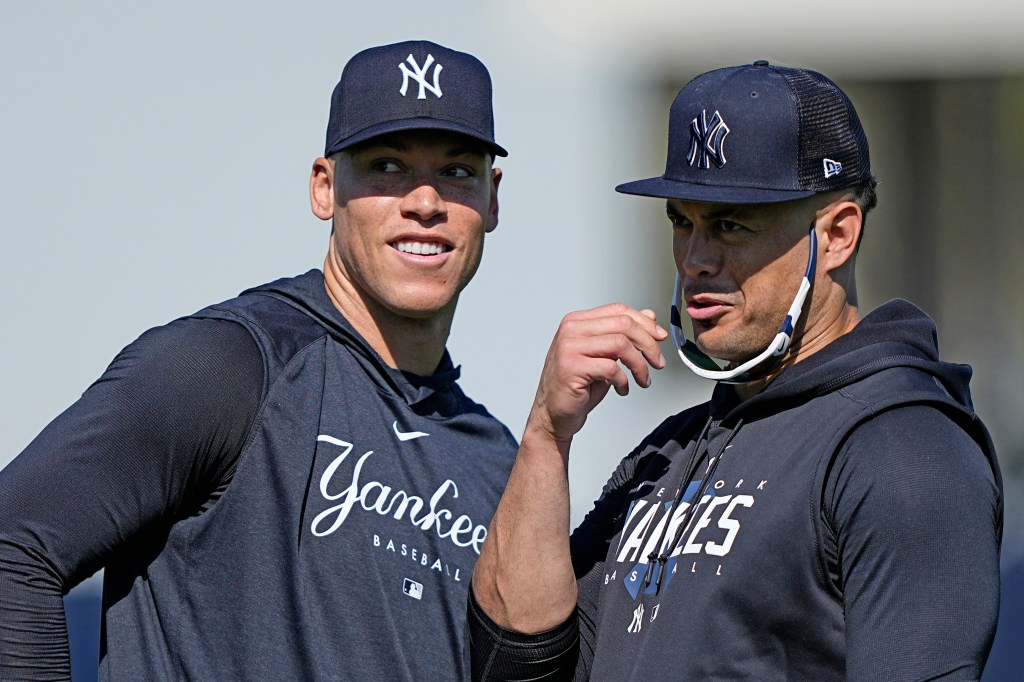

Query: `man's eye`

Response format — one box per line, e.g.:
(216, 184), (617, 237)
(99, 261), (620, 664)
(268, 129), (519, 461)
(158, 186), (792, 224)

(718, 220), (744, 233)
(441, 165), (473, 178)
(372, 160), (403, 173)
(667, 212), (689, 227)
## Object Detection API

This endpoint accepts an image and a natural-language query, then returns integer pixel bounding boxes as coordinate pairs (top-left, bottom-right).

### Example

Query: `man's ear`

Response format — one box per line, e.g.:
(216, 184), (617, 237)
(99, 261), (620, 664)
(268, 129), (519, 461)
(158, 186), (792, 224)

(817, 200), (862, 274)
(310, 157), (334, 221)
(485, 167), (502, 233)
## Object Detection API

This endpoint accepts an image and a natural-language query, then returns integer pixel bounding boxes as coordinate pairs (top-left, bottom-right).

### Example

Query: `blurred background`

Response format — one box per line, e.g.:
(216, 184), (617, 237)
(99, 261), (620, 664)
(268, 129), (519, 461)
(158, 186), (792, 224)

(2, 1), (1021, 679)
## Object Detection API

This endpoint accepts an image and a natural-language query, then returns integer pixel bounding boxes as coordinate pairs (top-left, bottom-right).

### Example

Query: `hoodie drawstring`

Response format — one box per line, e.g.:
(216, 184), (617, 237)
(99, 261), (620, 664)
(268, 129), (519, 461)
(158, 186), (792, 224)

(642, 417), (745, 594)
(641, 418), (713, 591)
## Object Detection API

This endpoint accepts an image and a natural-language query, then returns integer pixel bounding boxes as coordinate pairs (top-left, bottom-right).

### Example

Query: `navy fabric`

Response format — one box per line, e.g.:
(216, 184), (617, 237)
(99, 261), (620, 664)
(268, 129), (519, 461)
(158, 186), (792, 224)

(470, 299), (1002, 681)
(1, 270), (518, 681)
(325, 40), (508, 157)
(0, 318), (264, 680)
(615, 61), (871, 204)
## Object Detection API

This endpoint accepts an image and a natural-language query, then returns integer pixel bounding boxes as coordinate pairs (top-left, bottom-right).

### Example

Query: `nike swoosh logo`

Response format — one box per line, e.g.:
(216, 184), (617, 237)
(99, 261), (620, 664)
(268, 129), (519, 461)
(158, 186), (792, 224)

(392, 421), (430, 441)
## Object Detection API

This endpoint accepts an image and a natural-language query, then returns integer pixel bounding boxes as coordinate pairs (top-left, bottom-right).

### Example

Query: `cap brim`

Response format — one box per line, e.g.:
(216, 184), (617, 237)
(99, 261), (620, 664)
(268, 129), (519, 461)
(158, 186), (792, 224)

(326, 117), (508, 158)
(615, 176), (816, 205)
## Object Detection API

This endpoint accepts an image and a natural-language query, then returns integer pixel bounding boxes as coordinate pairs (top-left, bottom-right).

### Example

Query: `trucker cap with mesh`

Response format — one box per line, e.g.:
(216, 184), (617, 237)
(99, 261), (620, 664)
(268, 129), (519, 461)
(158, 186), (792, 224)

(615, 60), (871, 204)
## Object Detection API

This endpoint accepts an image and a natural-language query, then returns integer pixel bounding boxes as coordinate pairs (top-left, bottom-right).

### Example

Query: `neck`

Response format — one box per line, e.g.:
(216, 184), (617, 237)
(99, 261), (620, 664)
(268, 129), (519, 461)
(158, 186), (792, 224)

(733, 300), (860, 402)
(322, 248), (452, 376)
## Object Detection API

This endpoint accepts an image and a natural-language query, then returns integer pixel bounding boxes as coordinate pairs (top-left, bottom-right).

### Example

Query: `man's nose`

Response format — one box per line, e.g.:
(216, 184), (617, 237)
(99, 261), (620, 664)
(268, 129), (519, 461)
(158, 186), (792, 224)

(680, 227), (721, 278)
(400, 181), (447, 222)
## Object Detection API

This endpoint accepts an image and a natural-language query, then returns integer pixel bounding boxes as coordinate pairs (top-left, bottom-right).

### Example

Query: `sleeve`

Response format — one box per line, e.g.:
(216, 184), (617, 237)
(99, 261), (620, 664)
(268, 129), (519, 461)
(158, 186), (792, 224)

(468, 588), (581, 682)
(466, 516), (613, 682)
(823, 404), (1001, 682)
(0, 317), (264, 680)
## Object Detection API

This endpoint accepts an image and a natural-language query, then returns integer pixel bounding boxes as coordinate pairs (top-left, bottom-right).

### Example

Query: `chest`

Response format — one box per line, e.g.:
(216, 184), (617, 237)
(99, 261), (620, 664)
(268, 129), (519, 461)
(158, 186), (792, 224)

(588, 410), (853, 679)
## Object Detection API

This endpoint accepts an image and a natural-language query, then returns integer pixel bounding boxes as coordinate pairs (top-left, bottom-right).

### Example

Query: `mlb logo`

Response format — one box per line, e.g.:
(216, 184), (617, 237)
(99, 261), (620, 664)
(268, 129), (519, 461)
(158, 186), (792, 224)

(403, 578), (423, 600)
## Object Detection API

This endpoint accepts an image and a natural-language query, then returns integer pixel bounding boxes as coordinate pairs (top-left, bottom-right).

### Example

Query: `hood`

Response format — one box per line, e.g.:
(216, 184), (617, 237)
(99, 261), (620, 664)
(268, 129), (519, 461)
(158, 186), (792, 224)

(722, 299), (977, 418)
(240, 269), (463, 412)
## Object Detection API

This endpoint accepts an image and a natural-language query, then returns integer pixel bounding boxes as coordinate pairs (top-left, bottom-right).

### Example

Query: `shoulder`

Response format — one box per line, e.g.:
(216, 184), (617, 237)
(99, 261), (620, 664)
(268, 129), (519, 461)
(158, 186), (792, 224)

(187, 281), (332, 382)
(826, 404), (1000, 534)
(99, 316), (265, 428)
(818, 362), (999, 493)
(110, 316), (262, 386)
(838, 404), (995, 484)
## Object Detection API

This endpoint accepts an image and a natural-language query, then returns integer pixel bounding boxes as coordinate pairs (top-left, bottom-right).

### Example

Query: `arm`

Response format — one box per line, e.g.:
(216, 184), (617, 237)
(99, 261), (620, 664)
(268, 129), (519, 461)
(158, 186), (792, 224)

(469, 304), (666, 668)
(826, 405), (1001, 682)
(0, 318), (263, 679)
(469, 440), (659, 681)
(469, 422), (682, 681)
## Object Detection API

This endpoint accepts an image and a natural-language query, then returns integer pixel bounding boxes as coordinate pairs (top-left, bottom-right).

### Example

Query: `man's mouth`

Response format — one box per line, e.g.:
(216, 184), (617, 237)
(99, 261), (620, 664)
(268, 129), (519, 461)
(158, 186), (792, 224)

(685, 294), (732, 322)
(392, 240), (452, 256)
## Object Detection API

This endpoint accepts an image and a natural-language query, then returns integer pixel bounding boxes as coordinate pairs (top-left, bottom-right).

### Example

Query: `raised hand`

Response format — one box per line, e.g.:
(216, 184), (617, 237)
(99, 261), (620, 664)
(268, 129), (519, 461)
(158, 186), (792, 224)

(472, 303), (668, 634)
(526, 303), (668, 449)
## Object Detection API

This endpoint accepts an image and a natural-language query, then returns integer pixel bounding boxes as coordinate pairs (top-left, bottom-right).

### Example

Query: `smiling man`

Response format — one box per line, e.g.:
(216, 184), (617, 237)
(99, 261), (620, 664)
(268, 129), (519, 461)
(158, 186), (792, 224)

(0, 41), (518, 680)
(469, 62), (1002, 681)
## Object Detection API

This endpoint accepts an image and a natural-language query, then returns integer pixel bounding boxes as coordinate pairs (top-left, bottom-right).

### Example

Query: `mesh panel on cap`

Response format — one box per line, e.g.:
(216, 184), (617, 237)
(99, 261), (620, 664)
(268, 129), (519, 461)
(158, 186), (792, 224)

(778, 68), (870, 192)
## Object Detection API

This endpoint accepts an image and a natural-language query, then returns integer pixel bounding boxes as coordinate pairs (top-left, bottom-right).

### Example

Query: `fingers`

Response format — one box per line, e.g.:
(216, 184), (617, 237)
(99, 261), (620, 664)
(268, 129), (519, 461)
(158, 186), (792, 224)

(557, 326), (652, 390)
(528, 303), (668, 444)
(560, 304), (668, 380)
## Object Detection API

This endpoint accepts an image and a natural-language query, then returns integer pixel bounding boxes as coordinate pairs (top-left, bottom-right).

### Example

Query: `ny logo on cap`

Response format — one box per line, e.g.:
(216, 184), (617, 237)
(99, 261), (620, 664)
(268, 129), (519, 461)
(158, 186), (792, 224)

(399, 54), (443, 99)
(688, 110), (729, 169)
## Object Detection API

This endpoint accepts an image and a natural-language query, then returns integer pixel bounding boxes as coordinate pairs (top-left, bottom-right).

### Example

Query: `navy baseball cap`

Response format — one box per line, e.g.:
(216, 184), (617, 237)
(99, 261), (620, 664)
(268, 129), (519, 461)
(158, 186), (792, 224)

(616, 60), (870, 204)
(324, 40), (507, 158)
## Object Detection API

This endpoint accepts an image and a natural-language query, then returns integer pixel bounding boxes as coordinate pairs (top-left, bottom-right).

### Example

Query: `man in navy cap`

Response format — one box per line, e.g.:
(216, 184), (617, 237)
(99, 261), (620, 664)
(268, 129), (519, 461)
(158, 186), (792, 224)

(469, 62), (1002, 680)
(0, 41), (517, 680)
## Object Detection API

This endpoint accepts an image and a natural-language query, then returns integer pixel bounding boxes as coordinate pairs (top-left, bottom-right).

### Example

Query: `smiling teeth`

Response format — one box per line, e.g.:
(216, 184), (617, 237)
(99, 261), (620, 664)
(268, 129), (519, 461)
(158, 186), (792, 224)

(395, 241), (445, 255)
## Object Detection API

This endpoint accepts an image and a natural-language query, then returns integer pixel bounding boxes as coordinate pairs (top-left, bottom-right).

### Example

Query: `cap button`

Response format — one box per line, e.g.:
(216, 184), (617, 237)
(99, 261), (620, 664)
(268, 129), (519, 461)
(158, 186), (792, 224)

(753, 59), (770, 67)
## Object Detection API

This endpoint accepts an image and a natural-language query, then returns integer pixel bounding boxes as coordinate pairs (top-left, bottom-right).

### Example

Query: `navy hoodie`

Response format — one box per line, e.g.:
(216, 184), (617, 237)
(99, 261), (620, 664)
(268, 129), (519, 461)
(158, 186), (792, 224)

(0, 270), (518, 680)
(470, 299), (1002, 682)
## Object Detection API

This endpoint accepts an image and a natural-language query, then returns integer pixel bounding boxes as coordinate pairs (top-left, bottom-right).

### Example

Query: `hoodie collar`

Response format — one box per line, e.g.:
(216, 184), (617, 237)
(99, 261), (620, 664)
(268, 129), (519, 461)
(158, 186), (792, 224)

(241, 269), (462, 408)
(717, 299), (974, 416)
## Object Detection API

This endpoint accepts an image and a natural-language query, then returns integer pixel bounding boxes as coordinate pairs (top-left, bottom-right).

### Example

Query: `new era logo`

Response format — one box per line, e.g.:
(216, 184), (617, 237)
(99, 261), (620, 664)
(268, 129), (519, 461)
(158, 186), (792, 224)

(688, 110), (730, 169)
(399, 54), (443, 99)
(823, 158), (843, 178)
